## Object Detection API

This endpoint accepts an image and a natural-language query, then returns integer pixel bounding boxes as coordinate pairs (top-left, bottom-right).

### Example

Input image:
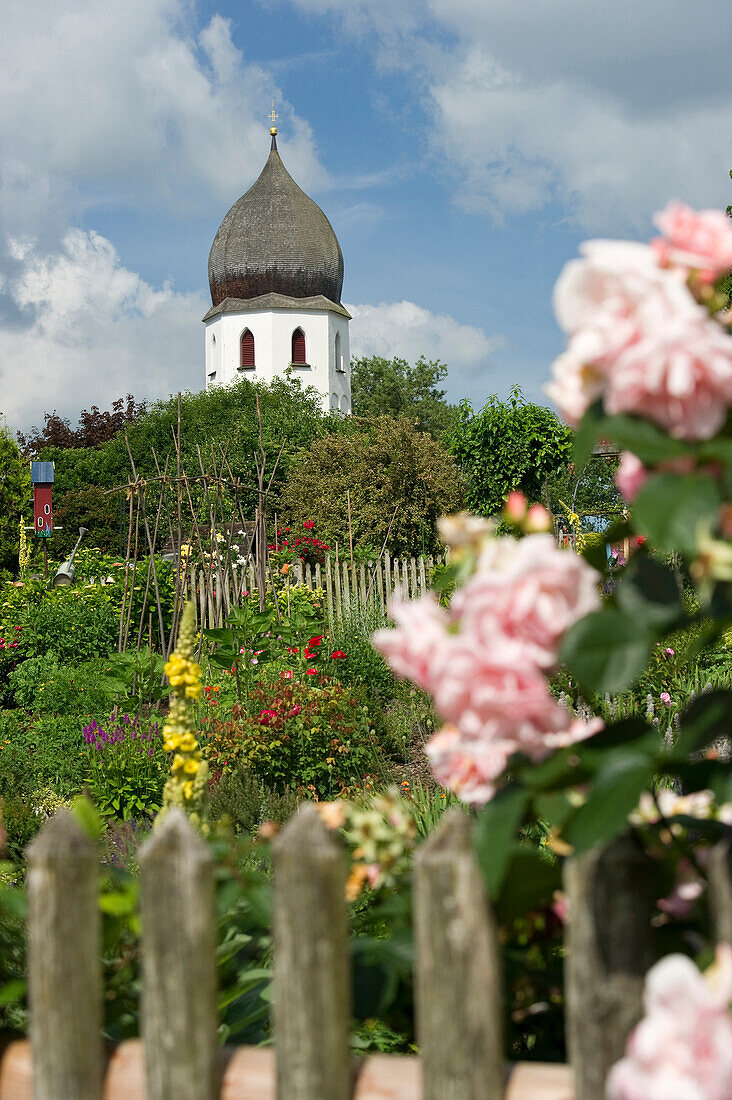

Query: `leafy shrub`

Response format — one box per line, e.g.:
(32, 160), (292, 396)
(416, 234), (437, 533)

(329, 603), (396, 701)
(8, 655), (121, 714)
(209, 768), (299, 833)
(83, 713), (166, 820)
(203, 673), (378, 797)
(281, 415), (463, 556)
(16, 594), (118, 665)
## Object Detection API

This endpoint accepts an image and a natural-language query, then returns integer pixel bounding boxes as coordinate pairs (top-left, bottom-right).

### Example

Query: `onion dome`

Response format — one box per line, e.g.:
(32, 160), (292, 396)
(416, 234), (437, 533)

(208, 132), (344, 307)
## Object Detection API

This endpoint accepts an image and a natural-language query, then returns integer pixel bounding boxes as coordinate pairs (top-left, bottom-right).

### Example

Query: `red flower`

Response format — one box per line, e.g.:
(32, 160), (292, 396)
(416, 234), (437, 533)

(306, 668), (318, 676)
(281, 670), (293, 679)
(307, 635), (323, 647)
(258, 709), (278, 726)
(287, 647), (299, 654)
(304, 647), (316, 659)
(637, 535), (647, 545)
(331, 651), (347, 659)
(303, 520), (315, 530)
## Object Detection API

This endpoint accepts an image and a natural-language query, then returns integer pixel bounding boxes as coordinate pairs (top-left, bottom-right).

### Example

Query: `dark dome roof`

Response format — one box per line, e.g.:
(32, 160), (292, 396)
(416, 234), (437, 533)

(208, 135), (344, 307)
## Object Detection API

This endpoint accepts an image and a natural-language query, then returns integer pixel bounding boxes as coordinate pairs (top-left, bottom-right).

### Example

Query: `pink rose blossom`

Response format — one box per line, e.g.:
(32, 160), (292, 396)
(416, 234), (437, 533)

(372, 594), (448, 693)
(547, 239), (732, 440)
(607, 946), (732, 1100)
(653, 202), (732, 281)
(454, 534), (600, 669)
(504, 491), (528, 523)
(525, 503), (552, 532)
(372, 533), (603, 806)
(616, 452), (648, 502)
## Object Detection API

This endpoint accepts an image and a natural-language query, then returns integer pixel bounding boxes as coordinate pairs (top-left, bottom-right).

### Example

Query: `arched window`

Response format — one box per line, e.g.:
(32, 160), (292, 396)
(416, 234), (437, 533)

(291, 327), (307, 365)
(240, 329), (255, 370)
(335, 332), (343, 373)
(340, 394), (349, 415)
(330, 393), (340, 412)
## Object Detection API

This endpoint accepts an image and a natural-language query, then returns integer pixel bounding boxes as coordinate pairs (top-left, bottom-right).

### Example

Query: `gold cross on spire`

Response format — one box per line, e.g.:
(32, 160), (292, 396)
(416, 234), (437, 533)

(269, 99), (278, 135)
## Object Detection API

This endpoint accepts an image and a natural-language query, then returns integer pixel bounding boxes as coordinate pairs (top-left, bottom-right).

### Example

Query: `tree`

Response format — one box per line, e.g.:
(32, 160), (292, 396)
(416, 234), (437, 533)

(17, 394), (146, 456)
(351, 355), (458, 436)
(0, 425), (29, 579)
(448, 387), (571, 517)
(281, 416), (464, 556)
(26, 378), (332, 553)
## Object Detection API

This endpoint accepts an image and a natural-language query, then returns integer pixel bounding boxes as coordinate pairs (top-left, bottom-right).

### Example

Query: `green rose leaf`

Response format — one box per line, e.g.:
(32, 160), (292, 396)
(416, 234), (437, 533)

(616, 555), (683, 628)
(560, 607), (655, 694)
(472, 786), (529, 897)
(563, 752), (655, 854)
(633, 474), (721, 555)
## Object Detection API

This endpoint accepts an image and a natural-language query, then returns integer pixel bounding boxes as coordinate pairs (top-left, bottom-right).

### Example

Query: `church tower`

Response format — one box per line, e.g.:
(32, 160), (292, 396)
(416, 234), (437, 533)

(203, 119), (351, 414)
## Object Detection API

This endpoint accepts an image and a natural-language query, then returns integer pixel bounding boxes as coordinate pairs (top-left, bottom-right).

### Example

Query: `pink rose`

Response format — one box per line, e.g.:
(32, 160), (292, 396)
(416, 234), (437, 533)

(548, 239), (732, 440)
(454, 534), (600, 669)
(372, 595), (448, 693)
(425, 724), (512, 806)
(607, 947), (732, 1100)
(616, 452), (648, 502)
(653, 202), (732, 281)
(525, 503), (552, 532)
(504, 490), (528, 523)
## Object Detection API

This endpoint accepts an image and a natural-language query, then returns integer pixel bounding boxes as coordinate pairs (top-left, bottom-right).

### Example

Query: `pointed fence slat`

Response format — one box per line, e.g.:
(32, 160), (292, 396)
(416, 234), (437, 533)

(139, 811), (218, 1100)
(413, 810), (504, 1100)
(273, 805), (351, 1100)
(27, 811), (103, 1100)
(563, 837), (659, 1100)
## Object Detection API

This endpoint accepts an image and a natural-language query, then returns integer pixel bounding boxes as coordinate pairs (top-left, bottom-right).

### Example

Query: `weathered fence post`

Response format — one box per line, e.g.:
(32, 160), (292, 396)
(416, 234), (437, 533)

(708, 837), (732, 943)
(273, 804), (351, 1100)
(413, 810), (504, 1100)
(564, 836), (658, 1100)
(27, 810), (103, 1100)
(139, 810), (218, 1100)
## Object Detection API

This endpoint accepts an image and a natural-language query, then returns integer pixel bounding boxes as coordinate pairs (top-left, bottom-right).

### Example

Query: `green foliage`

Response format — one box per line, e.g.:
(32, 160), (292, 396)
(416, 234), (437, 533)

(31, 379), (330, 554)
(209, 768), (299, 833)
(8, 655), (121, 714)
(282, 415), (463, 556)
(54, 486), (122, 559)
(83, 713), (167, 820)
(351, 355), (459, 437)
(14, 592), (118, 666)
(203, 674), (379, 797)
(449, 386), (571, 516)
(0, 426), (28, 580)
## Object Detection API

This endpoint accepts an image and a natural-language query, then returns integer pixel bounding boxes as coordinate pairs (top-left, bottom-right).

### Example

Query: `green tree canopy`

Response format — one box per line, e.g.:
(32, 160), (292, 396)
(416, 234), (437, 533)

(28, 378), (334, 554)
(350, 355), (458, 436)
(448, 386), (571, 517)
(281, 415), (464, 556)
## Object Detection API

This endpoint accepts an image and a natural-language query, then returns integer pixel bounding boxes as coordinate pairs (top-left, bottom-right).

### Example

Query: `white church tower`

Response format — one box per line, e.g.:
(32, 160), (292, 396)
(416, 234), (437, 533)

(203, 119), (351, 414)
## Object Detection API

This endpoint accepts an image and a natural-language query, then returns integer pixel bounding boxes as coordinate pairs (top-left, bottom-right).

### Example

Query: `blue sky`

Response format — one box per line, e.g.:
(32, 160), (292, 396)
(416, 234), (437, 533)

(0, 0), (729, 429)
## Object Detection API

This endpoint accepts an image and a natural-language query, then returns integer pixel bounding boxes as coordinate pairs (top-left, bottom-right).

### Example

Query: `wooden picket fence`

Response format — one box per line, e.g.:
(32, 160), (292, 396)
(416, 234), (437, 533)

(183, 551), (437, 631)
(1, 807), (729, 1099)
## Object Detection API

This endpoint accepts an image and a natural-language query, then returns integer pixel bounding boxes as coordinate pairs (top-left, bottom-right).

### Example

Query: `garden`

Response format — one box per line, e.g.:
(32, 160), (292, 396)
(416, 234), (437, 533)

(0, 201), (731, 1098)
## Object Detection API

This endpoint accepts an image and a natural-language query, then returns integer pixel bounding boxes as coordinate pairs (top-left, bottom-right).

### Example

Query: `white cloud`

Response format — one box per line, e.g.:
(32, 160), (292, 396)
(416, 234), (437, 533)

(0, 0), (327, 238)
(347, 299), (503, 380)
(286, 0), (732, 230)
(0, 230), (205, 429)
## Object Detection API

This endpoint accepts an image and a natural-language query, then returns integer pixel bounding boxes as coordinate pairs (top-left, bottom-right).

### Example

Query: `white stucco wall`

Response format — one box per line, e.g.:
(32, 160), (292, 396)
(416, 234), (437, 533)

(204, 306), (351, 414)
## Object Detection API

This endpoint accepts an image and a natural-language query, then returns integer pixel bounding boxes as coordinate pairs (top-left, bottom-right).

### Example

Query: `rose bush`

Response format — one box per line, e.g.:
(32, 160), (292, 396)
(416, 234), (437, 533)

(373, 200), (732, 1095)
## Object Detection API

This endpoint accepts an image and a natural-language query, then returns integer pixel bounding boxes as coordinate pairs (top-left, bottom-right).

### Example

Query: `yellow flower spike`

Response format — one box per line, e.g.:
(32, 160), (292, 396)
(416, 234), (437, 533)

(157, 602), (209, 831)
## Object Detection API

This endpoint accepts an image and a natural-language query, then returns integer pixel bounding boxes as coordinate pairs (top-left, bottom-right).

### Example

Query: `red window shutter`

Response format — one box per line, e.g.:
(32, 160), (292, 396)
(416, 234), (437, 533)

(240, 330), (255, 368)
(292, 328), (306, 364)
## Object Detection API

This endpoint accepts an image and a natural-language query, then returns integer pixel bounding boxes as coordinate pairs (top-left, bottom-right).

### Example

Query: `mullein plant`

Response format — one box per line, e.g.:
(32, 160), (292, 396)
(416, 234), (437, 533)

(159, 601), (209, 829)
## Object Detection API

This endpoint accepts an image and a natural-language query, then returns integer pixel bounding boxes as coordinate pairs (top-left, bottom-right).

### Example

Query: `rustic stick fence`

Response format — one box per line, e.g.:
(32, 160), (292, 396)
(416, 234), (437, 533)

(1, 807), (729, 1099)
(181, 551), (437, 632)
